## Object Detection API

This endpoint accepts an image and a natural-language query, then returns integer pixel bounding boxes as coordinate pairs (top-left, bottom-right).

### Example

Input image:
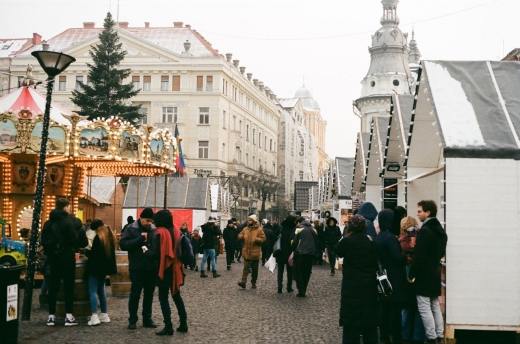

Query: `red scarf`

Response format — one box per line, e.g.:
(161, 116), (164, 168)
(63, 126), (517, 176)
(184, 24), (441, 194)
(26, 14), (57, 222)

(157, 226), (183, 294)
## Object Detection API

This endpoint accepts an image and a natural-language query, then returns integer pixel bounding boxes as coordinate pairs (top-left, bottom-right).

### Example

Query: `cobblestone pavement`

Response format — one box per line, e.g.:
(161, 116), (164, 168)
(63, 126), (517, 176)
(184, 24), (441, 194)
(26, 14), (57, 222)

(17, 258), (343, 344)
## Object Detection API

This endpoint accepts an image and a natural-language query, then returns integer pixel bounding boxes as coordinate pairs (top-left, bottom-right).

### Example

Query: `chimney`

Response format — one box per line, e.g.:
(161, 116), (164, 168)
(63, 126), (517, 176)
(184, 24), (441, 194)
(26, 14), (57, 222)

(119, 22), (129, 29)
(173, 22), (184, 28)
(232, 60), (239, 68)
(239, 67), (245, 75)
(185, 24), (191, 28)
(270, 93), (277, 101)
(253, 79), (258, 87)
(42, 41), (49, 51)
(246, 73), (252, 81)
(145, 22), (150, 28)
(83, 22), (95, 29)
(32, 33), (42, 45)
(225, 53), (232, 62)
(258, 82), (264, 92)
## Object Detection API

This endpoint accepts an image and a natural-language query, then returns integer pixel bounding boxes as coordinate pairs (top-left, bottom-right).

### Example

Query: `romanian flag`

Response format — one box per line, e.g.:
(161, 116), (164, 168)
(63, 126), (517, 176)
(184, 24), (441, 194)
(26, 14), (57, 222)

(174, 124), (186, 176)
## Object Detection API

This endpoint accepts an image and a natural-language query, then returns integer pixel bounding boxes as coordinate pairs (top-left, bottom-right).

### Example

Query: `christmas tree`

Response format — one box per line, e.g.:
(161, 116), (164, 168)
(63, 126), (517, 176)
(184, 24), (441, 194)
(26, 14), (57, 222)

(71, 12), (142, 123)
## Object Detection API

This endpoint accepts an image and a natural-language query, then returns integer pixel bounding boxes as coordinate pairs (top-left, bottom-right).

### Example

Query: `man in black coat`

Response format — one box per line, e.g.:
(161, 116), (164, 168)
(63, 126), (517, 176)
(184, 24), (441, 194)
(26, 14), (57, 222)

(261, 220), (275, 265)
(324, 217), (342, 276)
(409, 200), (448, 344)
(291, 217), (317, 298)
(119, 207), (158, 330)
(223, 219), (238, 270)
(199, 217), (222, 278)
(41, 198), (87, 327)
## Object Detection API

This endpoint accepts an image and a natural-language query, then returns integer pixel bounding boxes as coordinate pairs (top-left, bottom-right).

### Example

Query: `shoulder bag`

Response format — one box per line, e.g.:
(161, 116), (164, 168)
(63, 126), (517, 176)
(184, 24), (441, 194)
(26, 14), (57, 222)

(367, 235), (393, 299)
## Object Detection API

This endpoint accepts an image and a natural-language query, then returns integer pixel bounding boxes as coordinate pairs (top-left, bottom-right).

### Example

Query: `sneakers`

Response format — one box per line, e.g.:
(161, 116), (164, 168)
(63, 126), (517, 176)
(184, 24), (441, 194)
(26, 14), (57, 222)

(98, 313), (110, 323)
(65, 316), (79, 326)
(238, 281), (246, 289)
(47, 316), (55, 326)
(88, 314), (100, 326)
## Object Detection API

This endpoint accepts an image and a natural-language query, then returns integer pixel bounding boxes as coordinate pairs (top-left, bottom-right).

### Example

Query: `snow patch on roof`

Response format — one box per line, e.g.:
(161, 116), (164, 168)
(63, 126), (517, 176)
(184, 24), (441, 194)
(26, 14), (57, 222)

(425, 61), (485, 148)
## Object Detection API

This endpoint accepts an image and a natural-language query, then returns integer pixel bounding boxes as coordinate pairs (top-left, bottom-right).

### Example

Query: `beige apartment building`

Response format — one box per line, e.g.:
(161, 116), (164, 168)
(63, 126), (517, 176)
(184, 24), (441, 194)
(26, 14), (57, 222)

(9, 21), (281, 219)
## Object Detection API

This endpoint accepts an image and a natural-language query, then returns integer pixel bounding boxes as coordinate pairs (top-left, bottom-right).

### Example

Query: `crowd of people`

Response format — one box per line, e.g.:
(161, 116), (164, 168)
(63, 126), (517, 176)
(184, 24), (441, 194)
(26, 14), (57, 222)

(38, 197), (447, 344)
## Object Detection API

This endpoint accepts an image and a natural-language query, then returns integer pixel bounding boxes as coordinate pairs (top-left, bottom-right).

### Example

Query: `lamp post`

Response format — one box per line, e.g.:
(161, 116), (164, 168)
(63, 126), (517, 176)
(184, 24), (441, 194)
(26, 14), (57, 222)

(22, 49), (75, 320)
(230, 183), (240, 220)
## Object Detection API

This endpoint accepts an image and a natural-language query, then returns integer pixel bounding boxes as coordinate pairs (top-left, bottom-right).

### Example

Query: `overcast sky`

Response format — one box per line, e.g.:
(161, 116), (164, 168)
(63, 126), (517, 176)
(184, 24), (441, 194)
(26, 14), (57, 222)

(2, 0), (519, 159)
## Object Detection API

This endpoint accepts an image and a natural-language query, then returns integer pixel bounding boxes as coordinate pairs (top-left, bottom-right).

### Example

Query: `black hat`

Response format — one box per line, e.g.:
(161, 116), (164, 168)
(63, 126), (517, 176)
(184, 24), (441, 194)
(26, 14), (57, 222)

(154, 210), (173, 228)
(140, 207), (154, 219)
(227, 219), (234, 224)
(90, 219), (104, 231)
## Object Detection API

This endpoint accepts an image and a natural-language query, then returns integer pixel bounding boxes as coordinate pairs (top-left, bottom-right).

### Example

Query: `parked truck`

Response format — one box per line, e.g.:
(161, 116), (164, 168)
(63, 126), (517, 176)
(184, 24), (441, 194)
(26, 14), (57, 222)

(0, 219), (27, 266)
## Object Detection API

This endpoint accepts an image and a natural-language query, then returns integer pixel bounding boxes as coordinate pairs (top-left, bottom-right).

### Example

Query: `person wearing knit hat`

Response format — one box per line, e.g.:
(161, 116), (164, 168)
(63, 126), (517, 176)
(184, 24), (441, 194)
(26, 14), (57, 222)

(223, 219), (238, 270)
(237, 213), (266, 289)
(119, 208), (158, 330)
(199, 217), (222, 278)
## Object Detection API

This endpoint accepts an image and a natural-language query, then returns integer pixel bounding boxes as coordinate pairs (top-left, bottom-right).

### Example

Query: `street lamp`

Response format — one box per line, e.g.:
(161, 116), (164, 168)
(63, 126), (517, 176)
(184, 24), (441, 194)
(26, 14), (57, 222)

(230, 184), (240, 220)
(22, 48), (75, 320)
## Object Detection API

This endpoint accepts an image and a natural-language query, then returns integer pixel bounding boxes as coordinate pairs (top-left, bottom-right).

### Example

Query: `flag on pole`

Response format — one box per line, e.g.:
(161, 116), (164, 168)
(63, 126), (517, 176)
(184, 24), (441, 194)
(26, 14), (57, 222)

(174, 124), (186, 176)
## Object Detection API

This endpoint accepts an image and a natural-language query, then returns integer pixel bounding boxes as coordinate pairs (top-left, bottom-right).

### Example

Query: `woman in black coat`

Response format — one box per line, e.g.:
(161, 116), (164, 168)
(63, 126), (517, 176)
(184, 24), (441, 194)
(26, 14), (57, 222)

(334, 215), (378, 344)
(274, 215), (296, 294)
(376, 210), (408, 344)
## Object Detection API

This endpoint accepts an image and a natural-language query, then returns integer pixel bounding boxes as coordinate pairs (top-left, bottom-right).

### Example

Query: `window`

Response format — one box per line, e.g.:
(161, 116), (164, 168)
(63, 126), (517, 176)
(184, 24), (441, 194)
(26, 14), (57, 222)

(222, 143), (226, 160)
(235, 146), (241, 163)
(172, 75), (180, 91)
(143, 76), (151, 91)
(265, 136), (267, 150)
(199, 107), (209, 125)
(259, 133), (262, 148)
(259, 159), (262, 171)
(270, 139), (273, 151)
(161, 76), (169, 91)
(198, 141), (209, 159)
(206, 76), (213, 91)
(252, 156), (255, 169)
(196, 76), (203, 91)
(132, 76), (140, 91)
(139, 108), (148, 124)
(239, 120), (242, 134)
(87, 76), (93, 88)
(246, 125), (249, 141)
(75, 76), (83, 91)
(253, 129), (256, 144)
(299, 171), (304, 181)
(246, 153), (249, 167)
(272, 163), (276, 175)
(393, 79), (400, 86)
(58, 76), (66, 91)
(223, 110), (227, 129)
(162, 107), (178, 123)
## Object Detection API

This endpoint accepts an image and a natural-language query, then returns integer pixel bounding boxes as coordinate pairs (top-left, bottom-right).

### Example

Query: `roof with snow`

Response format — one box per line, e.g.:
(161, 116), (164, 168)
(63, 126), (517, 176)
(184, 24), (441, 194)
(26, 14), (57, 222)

(413, 60), (520, 159)
(83, 177), (120, 205)
(351, 132), (370, 192)
(278, 98), (299, 109)
(294, 85), (320, 111)
(0, 39), (33, 58)
(336, 157), (354, 196)
(365, 116), (390, 184)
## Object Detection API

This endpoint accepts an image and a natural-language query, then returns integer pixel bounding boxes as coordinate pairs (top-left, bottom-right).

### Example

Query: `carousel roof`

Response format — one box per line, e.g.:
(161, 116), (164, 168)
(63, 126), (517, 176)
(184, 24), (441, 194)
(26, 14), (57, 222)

(0, 86), (75, 127)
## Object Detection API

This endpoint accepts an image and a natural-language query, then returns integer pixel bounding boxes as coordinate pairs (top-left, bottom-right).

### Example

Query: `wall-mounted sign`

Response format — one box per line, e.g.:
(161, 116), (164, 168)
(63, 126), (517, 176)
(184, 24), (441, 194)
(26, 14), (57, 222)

(383, 178), (398, 199)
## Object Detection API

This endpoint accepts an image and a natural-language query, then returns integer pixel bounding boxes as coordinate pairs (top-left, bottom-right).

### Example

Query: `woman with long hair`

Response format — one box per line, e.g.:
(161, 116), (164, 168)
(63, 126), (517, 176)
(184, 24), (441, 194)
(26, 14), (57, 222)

(85, 219), (117, 326)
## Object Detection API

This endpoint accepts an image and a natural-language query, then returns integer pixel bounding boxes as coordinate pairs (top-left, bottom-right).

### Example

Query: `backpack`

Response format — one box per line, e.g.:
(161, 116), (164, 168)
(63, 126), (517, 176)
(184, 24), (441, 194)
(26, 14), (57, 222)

(176, 233), (194, 266)
(42, 222), (66, 256)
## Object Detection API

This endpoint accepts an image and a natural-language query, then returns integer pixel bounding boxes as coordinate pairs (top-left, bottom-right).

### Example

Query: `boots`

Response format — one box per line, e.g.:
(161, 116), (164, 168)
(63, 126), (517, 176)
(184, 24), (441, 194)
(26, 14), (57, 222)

(200, 270), (208, 278)
(330, 268), (335, 276)
(212, 271), (221, 278)
(156, 323), (174, 336)
(176, 321), (188, 333)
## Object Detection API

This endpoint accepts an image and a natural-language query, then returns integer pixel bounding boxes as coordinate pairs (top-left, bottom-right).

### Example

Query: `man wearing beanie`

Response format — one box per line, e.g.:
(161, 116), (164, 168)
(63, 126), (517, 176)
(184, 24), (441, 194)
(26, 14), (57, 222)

(223, 219), (238, 271)
(237, 214), (266, 289)
(119, 207), (158, 330)
(200, 217), (222, 278)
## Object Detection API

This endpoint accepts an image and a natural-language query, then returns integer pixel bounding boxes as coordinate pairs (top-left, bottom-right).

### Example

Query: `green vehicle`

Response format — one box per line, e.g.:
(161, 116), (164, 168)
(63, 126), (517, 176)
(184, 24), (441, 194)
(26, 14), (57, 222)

(0, 219), (27, 266)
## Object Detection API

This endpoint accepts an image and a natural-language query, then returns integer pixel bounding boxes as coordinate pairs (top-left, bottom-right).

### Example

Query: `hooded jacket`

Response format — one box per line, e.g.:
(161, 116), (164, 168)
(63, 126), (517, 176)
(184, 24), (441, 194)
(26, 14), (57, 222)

(357, 202), (378, 239)
(324, 217), (342, 247)
(41, 209), (78, 262)
(201, 222), (221, 249)
(292, 220), (317, 256)
(409, 217), (448, 297)
(238, 221), (266, 260)
(119, 219), (157, 271)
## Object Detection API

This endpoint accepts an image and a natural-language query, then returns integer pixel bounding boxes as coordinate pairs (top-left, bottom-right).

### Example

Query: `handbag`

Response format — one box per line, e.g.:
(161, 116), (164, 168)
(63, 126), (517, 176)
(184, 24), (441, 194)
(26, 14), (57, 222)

(272, 235), (281, 257)
(367, 235), (393, 299)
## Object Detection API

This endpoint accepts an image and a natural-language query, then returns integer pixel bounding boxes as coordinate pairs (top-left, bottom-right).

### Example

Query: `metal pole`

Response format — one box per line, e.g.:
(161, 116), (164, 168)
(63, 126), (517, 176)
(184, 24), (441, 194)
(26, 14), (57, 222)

(163, 169), (168, 210)
(113, 176), (116, 232)
(136, 176), (140, 218)
(154, 174), (157, 209)
(22, 78), (54, 320)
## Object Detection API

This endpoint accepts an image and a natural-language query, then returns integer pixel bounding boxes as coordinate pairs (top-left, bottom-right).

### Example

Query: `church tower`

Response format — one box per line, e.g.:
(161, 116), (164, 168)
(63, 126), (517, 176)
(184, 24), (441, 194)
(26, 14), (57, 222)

(353, 0), (416, 132)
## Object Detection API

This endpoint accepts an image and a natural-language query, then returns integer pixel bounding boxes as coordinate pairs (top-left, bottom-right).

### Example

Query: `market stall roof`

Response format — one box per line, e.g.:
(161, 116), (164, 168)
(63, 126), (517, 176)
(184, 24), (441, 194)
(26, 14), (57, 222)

(336, 157), (354, 196)
(351, 132), (370, 193)
(83, 176), (120, 205)
(123, 176), (209, 209)
(414, 60), (520, 159)
(365, 116), (390, 185)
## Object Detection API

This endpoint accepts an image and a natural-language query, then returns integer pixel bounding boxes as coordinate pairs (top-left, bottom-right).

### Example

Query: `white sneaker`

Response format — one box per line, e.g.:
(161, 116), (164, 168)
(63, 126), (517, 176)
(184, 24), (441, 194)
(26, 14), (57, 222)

(98, 313), (110, 323)
(88, 314), (100, 326)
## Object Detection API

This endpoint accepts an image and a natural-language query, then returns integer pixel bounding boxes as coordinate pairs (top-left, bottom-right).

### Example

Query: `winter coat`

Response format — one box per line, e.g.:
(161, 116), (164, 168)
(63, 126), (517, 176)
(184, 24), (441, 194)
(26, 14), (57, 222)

(291, 220), (317, 256)
(275, 217), (296, 264)
(41, 209), (79, 263)
(85, 234), (117, 278)
(324, 217), (342, 247)
(315, 224), (325, 244)
(201, 223), (220, 249)
(409, 217), (448, 298)
(358, 202), (378, 239)
(119, 219), (157, 271)
(69, 214), (88, 250)
(238, 222), (266, 260)
(262, 223), (275, 250)
(146, 226), (183, 292)
(375, 210), (408, 303)
(180, 228), (192, 240)
(334, 232), (378, 328)
(223, 225), (238, 250)
(191, 234), (201, 255)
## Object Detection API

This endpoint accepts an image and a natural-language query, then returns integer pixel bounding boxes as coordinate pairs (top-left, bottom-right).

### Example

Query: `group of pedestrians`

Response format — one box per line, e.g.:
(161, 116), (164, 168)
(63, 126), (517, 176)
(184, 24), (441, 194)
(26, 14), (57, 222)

(335, 200), (448, 344)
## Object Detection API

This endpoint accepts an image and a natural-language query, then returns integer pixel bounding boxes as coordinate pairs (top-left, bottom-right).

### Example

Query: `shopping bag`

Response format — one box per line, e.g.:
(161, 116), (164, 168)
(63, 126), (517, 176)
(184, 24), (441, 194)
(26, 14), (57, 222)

(263, 254), (276, 273)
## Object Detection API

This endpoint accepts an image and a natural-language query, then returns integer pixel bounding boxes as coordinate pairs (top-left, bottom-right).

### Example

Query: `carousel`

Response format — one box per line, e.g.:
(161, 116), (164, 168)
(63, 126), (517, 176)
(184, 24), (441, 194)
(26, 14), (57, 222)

(0, 77), (176, 241)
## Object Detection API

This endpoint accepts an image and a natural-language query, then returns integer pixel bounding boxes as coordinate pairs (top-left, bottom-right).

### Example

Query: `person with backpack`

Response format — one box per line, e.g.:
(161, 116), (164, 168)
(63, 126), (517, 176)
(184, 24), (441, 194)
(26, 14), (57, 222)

(41, 198), (83, 326)
(84, 219), (117, 326)
(144, 210), (188, 335)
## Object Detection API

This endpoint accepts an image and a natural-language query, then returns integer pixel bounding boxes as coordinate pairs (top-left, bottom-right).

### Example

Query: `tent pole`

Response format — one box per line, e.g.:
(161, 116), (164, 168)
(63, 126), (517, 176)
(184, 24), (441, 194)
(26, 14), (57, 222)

(113, 176), (116, 232)
(163, 169), (168, 210)
(154, 174), (157, 209)
(136, 176), (140, 218)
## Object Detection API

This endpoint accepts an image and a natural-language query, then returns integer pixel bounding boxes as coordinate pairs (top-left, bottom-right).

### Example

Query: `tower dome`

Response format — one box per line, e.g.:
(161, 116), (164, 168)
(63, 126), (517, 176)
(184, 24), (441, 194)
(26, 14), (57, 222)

(294, 85), (320, 111)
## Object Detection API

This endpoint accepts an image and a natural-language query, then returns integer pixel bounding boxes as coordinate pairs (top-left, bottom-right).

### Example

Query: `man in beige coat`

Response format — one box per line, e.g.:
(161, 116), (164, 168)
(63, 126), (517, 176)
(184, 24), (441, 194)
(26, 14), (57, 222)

(237, 214), (266, 289)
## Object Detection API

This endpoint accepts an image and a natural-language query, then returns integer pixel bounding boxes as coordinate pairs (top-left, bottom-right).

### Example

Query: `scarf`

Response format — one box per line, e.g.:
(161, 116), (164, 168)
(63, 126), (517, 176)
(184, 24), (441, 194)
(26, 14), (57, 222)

(157, 227), (174, 280)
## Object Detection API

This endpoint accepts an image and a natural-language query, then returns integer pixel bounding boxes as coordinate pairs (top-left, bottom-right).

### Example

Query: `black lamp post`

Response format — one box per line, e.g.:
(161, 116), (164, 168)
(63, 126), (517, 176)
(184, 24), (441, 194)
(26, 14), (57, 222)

(22, 49), (75, 320)
(231, 184), (240, 220)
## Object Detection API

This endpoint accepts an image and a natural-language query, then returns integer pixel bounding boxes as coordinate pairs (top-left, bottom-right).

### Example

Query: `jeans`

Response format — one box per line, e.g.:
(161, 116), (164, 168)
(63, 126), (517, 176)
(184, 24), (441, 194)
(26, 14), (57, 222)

(88, 275), (107, 313)
(158, 287), (187, 327)
(47, 259), (76, 315)
(277, 262), (293, 290)
(241, 259), (259, 284)
(327, 245), (336, 270)
(128, 269), (156, 324)
(294, 254), (313, 295)
(201, 249), (216, 271)
(342, 326), (378, 344)
(417, 295), (444, 340)
(402, 305), (426, 341)
(379, 301), (403, 343)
